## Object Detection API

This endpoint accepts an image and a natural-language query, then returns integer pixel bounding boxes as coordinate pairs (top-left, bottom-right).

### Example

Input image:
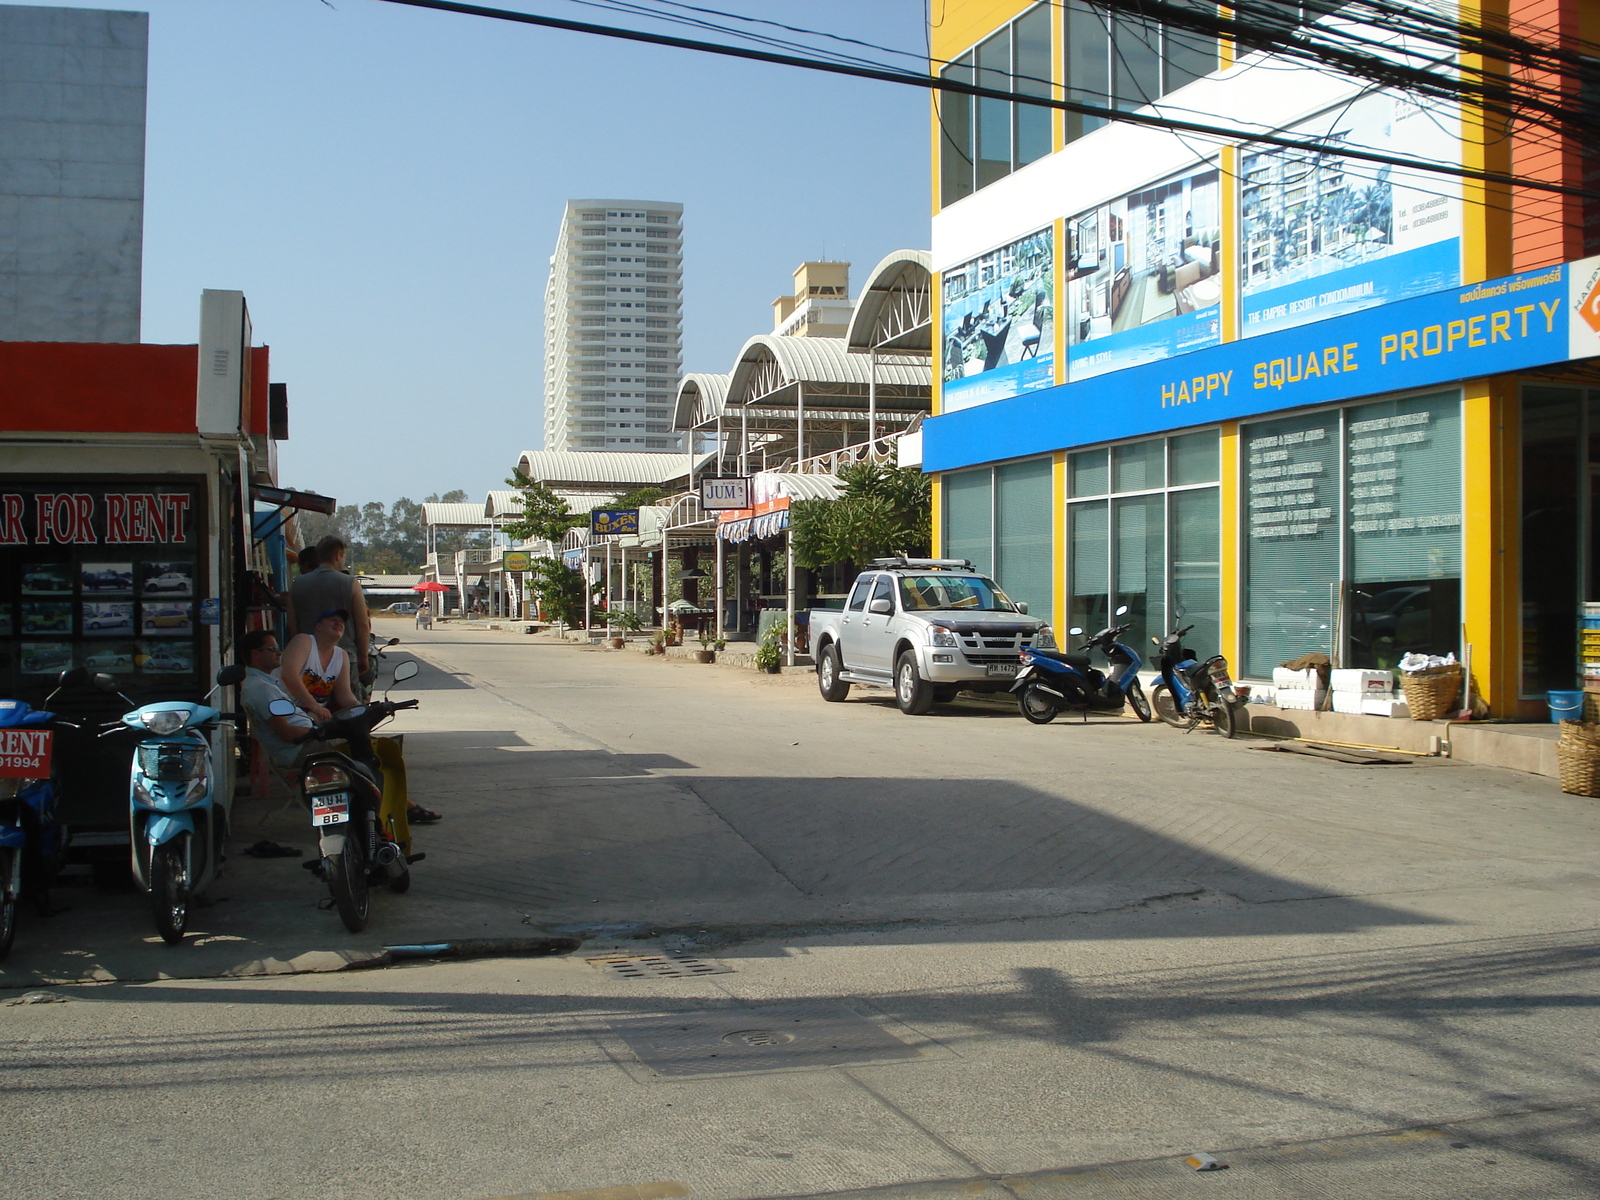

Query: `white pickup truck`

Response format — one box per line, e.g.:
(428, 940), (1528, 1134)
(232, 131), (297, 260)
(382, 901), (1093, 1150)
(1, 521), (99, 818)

(809, 557), (1053, 714)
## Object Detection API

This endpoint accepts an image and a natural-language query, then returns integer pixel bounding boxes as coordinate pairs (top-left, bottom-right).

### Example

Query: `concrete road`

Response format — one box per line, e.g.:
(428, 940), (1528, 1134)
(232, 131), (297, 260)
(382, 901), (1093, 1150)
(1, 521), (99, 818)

(1, 625), (1596, 1199)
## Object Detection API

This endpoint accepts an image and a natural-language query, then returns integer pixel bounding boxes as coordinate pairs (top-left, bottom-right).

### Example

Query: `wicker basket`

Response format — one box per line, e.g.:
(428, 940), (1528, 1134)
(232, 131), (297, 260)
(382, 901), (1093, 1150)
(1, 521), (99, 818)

(1558, 720), (1600, 796)
(1398, 663), (1462, 720)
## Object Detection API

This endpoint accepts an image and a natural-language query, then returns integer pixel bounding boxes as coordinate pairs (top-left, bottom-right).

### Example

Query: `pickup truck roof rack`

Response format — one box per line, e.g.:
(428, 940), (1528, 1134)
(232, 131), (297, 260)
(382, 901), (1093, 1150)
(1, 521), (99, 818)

(866, 557), (978, 572)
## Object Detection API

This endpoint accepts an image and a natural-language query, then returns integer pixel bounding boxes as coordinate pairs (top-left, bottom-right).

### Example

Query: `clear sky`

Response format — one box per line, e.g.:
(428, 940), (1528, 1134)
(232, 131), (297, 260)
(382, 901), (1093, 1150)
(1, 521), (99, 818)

(46, 0), (931, 508)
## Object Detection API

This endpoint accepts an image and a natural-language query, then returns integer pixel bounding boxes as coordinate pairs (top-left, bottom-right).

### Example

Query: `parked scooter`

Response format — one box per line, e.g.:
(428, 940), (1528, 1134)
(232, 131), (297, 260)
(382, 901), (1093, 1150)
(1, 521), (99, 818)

(0, 670), (82, 958)
(1011, 605), (1153, 725)
(268, 658), (422, 932)
(95, 664), (247, 944)
(1148, 621), (1250, 739)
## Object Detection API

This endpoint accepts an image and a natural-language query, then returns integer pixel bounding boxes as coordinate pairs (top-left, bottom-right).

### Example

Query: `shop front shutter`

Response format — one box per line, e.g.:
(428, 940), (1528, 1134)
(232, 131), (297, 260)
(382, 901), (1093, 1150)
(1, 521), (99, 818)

(943, 468), (993, 577)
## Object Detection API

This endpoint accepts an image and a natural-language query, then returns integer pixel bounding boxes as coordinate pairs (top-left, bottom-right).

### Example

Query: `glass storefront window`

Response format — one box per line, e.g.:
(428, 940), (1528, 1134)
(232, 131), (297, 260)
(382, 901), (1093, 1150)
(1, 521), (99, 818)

(1347, 391), (1461, 669)
(1169, 429), (1219, 485)
(1114, 493), (1164, 648)
(943, 458), (1056, 618)
(1065, 429), (1219, 653)
(1113, 440), (1163, 493)
(1171, 487), (1221, 656)
(1521, 387), (1581, 695)
(1070, 448), (1109, 497)
(1069, 500), (1109, 635)
(1244, 410), (1342, 677)
(1243, 391), (1463, 678)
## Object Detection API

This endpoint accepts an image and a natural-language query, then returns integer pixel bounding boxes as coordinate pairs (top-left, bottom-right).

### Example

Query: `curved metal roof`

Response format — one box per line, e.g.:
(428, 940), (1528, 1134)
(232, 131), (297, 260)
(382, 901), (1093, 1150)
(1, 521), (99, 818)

(512, 450), (713, 487)
(725, 334), (927, 407)
(762, 472), (843, 502)
(672, 372), (730, 431)
(422, 503), (495, 527)
(846, 249), (932, 354)
(484, 489), (523, 518)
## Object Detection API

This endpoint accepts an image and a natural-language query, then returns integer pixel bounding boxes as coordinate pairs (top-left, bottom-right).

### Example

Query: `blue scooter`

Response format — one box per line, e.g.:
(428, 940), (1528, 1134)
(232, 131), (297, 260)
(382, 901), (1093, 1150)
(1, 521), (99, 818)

(1149, 621), (1249, 739)
(1011, 605), (1153, 725)
(95, 664), (246, 944)
(0, 670), (81, 959)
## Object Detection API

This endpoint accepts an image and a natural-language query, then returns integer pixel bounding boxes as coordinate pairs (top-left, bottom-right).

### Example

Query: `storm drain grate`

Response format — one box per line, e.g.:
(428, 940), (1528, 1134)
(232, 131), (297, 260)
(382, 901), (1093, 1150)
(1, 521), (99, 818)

(587, 953), (733, 979)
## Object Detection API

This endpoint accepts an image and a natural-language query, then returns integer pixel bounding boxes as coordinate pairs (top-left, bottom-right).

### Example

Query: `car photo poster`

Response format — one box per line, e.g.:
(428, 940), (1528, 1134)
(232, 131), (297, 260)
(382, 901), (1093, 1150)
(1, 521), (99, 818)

(1067, 162), (1224, 381)
(1240, 92), (1462, 337)
(0, 482), (202, 692)
(940, 227), (1055, 412)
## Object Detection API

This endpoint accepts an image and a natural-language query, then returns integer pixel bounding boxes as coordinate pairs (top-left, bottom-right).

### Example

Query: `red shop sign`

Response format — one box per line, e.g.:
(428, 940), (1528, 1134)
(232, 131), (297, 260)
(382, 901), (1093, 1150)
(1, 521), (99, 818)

(0, 728), (53, 778)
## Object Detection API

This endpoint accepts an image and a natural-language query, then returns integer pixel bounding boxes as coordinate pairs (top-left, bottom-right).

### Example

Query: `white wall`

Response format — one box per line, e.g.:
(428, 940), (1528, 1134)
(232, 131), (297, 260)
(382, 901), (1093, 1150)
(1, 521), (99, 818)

(0, 5), (147, 343)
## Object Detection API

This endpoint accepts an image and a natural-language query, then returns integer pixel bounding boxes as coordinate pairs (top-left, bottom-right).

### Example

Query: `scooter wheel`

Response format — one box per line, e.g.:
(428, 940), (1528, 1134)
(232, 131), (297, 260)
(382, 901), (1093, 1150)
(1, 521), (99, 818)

(1213, 697), (1239, 739)
(1126, 679), (1153, 722)
(1018, 687), (1058, 724)
(149, 842), (189, 945)
(0, 850), (16, 961)
(1149, 682), (1186, 729)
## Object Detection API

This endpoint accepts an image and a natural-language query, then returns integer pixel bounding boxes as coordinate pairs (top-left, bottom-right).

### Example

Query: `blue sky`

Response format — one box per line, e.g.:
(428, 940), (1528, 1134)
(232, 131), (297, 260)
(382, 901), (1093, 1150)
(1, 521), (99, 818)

(75, 0), (931, 506)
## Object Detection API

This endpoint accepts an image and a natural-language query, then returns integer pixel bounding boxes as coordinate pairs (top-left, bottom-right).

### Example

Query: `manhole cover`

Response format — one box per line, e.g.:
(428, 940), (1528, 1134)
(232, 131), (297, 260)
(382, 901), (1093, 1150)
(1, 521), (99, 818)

(723, 1029), (795, 1046)
(587, 953), (732, 980)
(608, 1004), (921, 1076)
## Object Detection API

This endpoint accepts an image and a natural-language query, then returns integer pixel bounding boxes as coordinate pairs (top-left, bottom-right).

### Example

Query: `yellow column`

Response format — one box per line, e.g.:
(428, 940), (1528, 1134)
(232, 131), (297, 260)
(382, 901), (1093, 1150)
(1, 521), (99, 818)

(1461, 378), (1519, 714)
(1220, 146), (1240, 344)
(1053, 451), (1068, 633)
(931, 475), (943, 558)
(1459, 0), (1512, 284)
(1218, 420), (1243, 670)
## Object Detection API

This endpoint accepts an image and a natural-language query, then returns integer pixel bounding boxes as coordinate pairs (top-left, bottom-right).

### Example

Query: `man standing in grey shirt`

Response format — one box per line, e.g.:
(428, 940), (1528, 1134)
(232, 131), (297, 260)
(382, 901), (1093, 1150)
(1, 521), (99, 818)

(289, 534), (372, 700)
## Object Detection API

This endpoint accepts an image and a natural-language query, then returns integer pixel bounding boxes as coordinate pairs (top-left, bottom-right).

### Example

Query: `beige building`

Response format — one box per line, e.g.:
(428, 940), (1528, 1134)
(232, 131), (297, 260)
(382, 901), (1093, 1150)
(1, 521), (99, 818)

(770, 261), (852, 339)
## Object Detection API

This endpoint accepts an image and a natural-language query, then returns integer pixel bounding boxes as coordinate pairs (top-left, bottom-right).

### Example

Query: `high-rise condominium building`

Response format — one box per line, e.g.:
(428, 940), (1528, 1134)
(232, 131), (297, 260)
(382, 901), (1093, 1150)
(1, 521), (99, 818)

(543, 199), (684, 452)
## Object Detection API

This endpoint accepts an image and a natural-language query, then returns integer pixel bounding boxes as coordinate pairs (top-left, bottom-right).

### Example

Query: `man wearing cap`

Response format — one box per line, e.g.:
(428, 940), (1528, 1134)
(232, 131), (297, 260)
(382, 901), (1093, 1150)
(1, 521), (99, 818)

(280, 608), (359, 723)
(288, 534), (373, 701)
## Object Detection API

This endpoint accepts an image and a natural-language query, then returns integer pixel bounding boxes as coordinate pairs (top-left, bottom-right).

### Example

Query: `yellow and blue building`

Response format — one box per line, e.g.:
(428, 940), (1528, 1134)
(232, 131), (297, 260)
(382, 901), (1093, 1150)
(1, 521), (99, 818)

(923, 0), (1600, 717)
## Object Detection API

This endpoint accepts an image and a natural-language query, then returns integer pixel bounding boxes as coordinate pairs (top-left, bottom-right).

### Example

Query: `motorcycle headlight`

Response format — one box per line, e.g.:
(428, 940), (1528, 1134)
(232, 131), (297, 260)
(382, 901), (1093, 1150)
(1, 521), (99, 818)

(139, 710), (187, 735)
(1032, 625), (1057, 650)
(929, 626), (959, 648)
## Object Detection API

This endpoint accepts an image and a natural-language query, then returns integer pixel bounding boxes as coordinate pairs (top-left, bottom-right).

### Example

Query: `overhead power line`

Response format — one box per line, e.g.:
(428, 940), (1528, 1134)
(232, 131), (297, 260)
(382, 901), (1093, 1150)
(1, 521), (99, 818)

(369, 0), (1591, 201)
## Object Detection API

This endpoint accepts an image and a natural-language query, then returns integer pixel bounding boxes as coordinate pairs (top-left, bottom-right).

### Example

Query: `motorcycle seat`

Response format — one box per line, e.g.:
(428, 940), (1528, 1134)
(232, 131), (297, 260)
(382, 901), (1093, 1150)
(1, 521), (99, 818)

(1030, 648), (1093, 670)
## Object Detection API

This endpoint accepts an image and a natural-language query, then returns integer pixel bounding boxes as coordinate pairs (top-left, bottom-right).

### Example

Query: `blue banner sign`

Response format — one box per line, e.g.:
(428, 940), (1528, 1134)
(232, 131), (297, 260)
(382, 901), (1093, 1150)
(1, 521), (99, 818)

(590, 509), (639, 537)
(926, 261), (1580, 473)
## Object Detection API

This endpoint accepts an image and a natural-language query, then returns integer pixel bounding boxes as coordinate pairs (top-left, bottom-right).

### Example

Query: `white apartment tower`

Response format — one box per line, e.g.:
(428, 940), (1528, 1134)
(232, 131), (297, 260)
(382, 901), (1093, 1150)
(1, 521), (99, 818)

(543, 199), (684, 452)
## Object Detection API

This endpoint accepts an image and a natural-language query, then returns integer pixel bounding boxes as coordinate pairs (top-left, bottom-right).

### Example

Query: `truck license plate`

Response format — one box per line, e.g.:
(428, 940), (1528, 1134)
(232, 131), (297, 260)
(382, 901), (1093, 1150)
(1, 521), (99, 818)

(311, 793), (349, 826)
(987, 662), (1019, 677)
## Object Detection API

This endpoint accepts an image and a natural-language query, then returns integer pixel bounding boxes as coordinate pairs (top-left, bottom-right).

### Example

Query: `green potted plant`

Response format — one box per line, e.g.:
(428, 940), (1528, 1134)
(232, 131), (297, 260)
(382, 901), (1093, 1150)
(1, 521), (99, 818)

(646, 629), (667, 657)
(609, 609), (643, 649)
(754, 621), (783, 673)
(695, 628), (717, 664)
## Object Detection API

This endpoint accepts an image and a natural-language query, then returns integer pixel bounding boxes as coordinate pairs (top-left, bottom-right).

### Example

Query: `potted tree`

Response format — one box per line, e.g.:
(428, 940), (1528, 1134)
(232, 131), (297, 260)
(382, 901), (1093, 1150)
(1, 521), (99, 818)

(754, 621), (783, 673)
(610, 609), (642, 649)
(695, 628), (717, 663)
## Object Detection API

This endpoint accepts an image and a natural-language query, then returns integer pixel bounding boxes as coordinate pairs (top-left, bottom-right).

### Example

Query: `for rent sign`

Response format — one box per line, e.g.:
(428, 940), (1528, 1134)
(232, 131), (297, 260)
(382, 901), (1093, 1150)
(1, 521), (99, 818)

(0, 728), (53, 777)
(0, 490), (194, 545)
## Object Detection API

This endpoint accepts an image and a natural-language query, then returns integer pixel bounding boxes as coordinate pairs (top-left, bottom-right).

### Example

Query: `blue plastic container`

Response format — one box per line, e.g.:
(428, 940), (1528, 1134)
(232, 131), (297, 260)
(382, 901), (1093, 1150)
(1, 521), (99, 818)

(1548, 690), (1585, 723)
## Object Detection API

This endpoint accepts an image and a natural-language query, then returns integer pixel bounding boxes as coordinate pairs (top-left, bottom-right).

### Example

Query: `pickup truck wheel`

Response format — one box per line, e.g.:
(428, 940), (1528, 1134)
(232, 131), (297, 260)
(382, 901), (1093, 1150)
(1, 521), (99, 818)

(817, 645), (850, 701)
(894, 652), (935, 715)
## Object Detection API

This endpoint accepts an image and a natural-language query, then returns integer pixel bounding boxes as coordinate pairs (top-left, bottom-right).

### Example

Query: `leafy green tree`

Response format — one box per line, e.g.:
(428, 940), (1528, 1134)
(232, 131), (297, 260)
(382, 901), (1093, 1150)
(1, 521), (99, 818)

(602, 486), (664, 512)
(501, 470), (585, 544)
(790, 462), (931, 571)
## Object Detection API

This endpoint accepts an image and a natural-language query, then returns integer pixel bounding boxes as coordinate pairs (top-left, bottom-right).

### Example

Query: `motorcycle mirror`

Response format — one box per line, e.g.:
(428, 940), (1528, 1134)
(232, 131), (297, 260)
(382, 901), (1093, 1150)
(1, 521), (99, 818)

(387, 637), (400, 646)
(1015, 601), (1029, 615)
(1174, 604), (1186, 618)
(58, 666), (90, 688)
(392, 660), (420, 683)
(1068, 627), (1084, 636)
(1114, 605), (1129, 617)
(266, 698), (297, 717)
(215, 664), (247, 687)
(92, 672), (119, 693)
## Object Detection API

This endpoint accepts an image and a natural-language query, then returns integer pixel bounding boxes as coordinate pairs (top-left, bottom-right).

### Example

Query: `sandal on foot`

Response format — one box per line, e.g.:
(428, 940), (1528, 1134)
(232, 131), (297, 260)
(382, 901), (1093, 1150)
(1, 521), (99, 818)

(407, 804), (442, 825)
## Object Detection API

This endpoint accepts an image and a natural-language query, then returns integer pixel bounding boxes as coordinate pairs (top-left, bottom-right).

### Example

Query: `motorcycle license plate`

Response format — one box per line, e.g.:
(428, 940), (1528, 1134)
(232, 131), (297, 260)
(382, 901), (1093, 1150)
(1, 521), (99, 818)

(311, 793), (349, 826)
(987, 662), (1019, 677)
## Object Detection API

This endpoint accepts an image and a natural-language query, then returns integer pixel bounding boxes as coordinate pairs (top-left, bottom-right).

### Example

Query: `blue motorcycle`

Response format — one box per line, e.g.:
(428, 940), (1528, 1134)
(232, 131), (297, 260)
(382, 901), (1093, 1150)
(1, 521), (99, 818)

(95, 664), (246, 944)
(0, 670), (80, 959)
(1011, 605), (1152, 725)
(1149, 621), (1248, 739)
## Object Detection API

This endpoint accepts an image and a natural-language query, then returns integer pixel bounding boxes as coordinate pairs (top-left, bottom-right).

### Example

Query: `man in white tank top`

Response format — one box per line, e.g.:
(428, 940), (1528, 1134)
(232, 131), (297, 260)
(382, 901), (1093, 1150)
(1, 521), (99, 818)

(280, 608), (359, 723)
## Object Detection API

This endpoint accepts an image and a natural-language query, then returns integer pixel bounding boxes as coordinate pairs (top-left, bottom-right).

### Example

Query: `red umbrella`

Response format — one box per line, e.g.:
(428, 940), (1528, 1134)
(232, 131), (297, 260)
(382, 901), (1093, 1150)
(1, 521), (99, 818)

(412, 581), (450, 592)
